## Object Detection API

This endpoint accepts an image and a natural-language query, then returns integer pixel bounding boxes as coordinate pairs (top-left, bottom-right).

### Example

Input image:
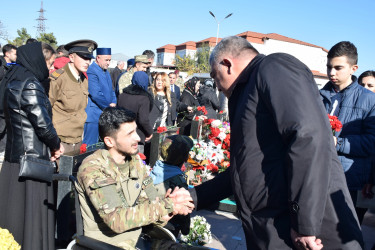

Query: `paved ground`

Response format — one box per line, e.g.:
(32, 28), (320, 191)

(195, 209), (375, 250)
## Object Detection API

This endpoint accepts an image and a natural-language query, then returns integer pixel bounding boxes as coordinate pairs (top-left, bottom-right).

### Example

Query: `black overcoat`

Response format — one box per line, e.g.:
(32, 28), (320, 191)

(117, 84), (153, 144)
(190, 53), (363, 249)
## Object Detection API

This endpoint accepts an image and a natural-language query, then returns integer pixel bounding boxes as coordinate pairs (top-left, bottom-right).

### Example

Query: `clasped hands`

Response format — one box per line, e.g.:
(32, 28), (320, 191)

(162, 187), (194, 221)
(291, 229), (323, 250)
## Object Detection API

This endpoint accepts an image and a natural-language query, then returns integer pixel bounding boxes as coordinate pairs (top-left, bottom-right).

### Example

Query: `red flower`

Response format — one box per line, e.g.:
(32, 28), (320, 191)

(210, 127), (220, 137)
(193, 165), (205, 171)
(157, 126), (167, 133)
(181, 164), (186, 172)
(219, 110), (224, 114)
(327, 114), (343, 132)
(138, 153), (146, 160)
(206, 163), (219, 173)
(213, 138), (221, 146)
(197, 106), (202, 111)
(195, 116), (200, 121)
(80, 143), (87, 154)
(201, 106), (208, 115)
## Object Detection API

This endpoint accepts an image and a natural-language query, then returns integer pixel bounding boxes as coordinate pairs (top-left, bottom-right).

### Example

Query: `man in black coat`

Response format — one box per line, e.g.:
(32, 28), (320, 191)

(110, 60), (124, 92)
(186, 36), (363, 249)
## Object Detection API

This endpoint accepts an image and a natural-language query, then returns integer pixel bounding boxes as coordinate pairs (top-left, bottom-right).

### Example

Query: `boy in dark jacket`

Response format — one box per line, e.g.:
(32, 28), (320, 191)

(320, 41), (375, 224)
(150, 135), (193, 237)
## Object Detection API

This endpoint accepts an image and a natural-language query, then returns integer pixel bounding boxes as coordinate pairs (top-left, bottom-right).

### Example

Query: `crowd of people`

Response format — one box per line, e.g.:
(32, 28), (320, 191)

(0, 35), (374, 250)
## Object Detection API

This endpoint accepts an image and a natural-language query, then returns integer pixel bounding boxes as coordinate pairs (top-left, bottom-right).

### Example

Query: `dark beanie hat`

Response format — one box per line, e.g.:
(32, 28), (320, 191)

(131, 71), (149, 91)
(160, 135), (194, 166)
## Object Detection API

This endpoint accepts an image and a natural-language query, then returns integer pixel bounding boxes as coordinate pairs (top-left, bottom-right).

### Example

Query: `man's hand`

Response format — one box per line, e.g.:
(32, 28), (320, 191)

(145, 134), (153, 142)
(50, 143), (65, 161)
(291, 229), (323, 250)
(109, 103), (116, 107)
(166, 187), (194, 215)
(333, 136), (337, 146)
(362, 184), (374, 199)
(187, 106), (193, 113)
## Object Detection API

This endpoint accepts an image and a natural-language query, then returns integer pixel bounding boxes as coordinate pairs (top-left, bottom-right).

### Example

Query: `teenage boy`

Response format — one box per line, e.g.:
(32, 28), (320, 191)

(320, 41), (375, 224)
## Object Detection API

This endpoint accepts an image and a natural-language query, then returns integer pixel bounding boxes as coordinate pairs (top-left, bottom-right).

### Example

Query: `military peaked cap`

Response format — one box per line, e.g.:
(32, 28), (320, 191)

(64, 39), (98, 59)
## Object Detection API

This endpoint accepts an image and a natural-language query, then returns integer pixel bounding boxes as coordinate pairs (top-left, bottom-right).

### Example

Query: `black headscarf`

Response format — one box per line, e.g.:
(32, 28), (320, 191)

(2, 42), (49, 84)
(185, 77), (200, 97)
(0, 42), (49, 112)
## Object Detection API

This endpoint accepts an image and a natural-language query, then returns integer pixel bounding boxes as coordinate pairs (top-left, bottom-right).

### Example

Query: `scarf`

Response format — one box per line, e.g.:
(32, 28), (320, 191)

(0, 42), (49, 111)
(150, 160), (184, 185)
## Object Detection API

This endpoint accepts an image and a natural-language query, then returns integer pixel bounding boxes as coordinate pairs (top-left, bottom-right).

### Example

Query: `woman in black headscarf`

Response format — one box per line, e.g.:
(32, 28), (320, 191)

(0, 42), (64, 250)
(177, 77), (202, 135)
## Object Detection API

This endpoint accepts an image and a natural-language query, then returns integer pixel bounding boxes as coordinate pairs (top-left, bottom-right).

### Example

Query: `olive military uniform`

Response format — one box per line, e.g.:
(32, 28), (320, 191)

(76, 149), (174, 249)
(49, 63), (89, 146)
(118, 67), (134, 94)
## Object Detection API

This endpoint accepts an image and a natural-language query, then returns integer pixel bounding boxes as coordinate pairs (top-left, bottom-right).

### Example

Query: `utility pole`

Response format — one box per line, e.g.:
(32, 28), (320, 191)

(36, 0), (47, 36)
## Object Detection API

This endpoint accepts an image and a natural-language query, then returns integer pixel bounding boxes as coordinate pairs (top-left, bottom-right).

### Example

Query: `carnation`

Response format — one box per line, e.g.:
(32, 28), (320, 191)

(179, 216), (212, 246)
(210, 119), (221, 128)
(218, 132), (227, 141)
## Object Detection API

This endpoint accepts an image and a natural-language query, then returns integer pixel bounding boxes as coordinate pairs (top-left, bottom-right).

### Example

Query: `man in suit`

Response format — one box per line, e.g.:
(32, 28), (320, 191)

(168, 72), (181, 100)
(185, 36), (363, 250)
(83, 48), (116, 145)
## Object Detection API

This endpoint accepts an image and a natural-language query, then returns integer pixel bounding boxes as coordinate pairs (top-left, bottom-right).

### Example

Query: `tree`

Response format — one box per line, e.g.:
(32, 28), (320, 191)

(37, 32), (57, 49)
(175, 54), (197, 75)
(174, 43), (212, 75)
(0, 20), (8, 41)
(196, 43), (210, 73)
(7, 28), (31, 46)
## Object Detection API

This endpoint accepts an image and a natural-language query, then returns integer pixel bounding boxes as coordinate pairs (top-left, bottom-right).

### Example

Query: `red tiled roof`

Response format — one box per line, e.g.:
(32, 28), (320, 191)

(311, 70), (328, 78)
(237, 31), (328, 52)
(156, 44), (176, 53)
(157, 44), (176, 50)
(176, 41), (197, 50)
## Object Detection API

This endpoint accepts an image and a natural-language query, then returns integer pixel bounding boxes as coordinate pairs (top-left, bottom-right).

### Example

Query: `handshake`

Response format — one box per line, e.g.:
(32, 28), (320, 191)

(162, 187), (194, 221)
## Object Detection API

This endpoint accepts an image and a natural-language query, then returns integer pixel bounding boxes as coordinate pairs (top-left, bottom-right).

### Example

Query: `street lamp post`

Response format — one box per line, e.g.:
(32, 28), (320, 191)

(209, 11), (233, 45)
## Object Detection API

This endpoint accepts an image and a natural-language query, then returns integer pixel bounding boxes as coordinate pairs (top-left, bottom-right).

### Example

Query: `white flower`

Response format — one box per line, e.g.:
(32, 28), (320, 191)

(218, 132), (227, 141)
(211, 119), (221, 128)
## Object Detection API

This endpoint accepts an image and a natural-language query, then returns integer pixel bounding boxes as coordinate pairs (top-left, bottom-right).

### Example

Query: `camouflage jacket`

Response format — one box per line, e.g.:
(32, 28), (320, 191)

(76, 149), (174, 249)
(118, 68), (134, 94)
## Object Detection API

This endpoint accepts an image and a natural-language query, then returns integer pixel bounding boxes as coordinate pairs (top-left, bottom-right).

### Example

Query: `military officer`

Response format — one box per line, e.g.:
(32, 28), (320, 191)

(117, 55), (149, 94)
(83, 47), (116, 145)
(76, 107), (195, 249)
(49, 39), (97, 153)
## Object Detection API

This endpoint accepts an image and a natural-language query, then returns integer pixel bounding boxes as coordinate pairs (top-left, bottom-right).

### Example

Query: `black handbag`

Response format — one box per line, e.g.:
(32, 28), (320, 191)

(16, 77), (55, 182)
(19, 154), (55, 182)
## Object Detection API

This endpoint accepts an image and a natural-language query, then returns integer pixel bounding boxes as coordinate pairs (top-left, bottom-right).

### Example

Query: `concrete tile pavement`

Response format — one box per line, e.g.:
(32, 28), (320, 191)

(195, 209), (375, 250)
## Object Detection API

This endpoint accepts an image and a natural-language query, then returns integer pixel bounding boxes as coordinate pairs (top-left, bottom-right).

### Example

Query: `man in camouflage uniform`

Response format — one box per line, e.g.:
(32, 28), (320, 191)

(175, 70), (185, 90)
(76, 107), (194, 249)
(117, 55), (149, 94)
(49, 40), (98, 153)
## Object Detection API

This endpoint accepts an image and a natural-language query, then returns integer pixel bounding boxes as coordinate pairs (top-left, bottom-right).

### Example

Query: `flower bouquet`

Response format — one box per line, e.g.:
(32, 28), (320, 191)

(0, 227), (21, 250)
(327, 114), (342, 134)
(179, 215), (212, 246)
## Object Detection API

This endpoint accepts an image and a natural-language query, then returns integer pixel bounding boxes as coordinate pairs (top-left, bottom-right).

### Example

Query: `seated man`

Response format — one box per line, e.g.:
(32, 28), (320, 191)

(76, 107), (194, 249)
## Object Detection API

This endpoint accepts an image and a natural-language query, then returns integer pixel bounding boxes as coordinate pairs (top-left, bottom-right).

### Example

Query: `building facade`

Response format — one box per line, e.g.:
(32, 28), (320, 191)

(156, 31), (329, 87)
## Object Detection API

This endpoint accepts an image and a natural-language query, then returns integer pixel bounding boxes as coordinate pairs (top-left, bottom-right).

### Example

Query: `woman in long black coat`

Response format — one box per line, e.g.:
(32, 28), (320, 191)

(117, 71), (153, 152)
(177, 77), (201, 135)
(0, 42), (63, 250)
(198, 82), (220, 119)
